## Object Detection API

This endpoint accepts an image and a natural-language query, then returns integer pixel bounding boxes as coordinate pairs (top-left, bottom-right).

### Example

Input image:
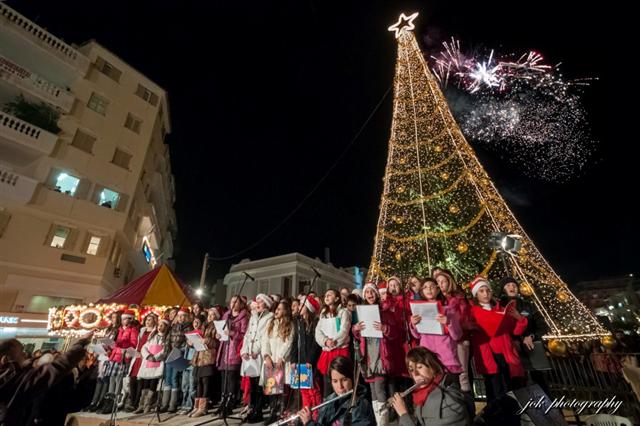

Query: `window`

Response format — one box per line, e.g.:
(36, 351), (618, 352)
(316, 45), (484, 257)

(53, 172), (80, 196)
(97, 187), (120, 209)
(71, 129), (96, 153)
(135, 84), (159, 106)
(50, 226), (70, 248)
(112, 148), (132, 169)
(86, 236), (101, 255)
(95, 56), (122, 82)
(87, 93), (109, 115)
(124, 113), (142, 133)
(142, 239), (153, 263)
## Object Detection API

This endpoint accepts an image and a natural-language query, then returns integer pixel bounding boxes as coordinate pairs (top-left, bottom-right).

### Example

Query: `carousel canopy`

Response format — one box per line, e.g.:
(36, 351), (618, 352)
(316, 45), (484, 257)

(98, 264), (193, 307)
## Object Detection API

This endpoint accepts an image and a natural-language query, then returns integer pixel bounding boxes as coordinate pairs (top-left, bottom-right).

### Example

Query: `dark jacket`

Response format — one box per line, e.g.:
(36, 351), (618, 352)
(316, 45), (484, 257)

(169, 322), (193, 351)
(399, 375), (470, 426)
(290, 317), (321, 368)
(305, 385), (374, 426)
(0, 339), (87, 426)
(499, 295), (547, 341)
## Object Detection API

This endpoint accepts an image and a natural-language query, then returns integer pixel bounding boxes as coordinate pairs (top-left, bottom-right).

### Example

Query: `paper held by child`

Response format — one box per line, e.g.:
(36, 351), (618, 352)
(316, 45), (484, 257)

(410, 301), (444, 335)
(356, 305), (383, 338)
(213, 320), (229, 341)
(185, 331), (208, 351)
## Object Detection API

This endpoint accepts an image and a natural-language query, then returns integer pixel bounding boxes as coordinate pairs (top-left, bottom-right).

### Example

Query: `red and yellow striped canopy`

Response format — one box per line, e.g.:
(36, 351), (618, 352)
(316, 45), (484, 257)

(98, 264), (193, 307)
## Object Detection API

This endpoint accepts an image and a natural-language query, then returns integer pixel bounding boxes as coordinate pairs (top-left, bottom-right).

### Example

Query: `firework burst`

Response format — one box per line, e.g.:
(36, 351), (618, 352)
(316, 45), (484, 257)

(429, 38), (596, 182)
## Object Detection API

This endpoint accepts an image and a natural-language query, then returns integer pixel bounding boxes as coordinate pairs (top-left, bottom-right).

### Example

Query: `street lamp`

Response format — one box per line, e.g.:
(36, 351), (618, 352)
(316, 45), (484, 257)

(488, 231), (523, 274)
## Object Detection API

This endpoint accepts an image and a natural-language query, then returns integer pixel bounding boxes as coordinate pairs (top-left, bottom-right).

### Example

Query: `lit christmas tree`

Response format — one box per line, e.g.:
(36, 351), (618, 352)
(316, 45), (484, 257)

(368, 13), (608, 341)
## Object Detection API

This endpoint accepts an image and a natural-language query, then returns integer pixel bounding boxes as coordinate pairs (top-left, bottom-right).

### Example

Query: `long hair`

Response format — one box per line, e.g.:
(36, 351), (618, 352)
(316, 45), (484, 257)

(405, 346), (446, 377)
(267, 301), (293, 341)
(321, 289), (341, 317)
(435, 270), (462, 296)
(106, 312), (122, 337)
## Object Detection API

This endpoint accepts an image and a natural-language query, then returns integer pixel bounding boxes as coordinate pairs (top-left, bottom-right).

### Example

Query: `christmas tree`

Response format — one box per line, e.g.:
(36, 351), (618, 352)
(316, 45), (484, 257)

(368, 13), (607, 340)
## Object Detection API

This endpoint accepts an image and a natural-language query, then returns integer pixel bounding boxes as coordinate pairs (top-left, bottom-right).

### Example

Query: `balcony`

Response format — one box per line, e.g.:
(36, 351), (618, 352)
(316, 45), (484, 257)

(0, 4), (89, 86)
(0, 165), (38, 203)
(0, 54), (74, 112)
(0, 110), (57, 166)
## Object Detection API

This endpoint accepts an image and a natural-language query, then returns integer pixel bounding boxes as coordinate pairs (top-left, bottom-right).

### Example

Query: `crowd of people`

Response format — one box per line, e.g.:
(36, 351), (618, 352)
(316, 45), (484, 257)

(0, 268), (594, 426)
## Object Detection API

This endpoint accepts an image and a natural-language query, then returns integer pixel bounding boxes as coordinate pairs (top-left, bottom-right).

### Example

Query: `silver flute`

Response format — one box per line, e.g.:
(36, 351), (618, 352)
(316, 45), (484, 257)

(268, 389), (354, 426)
(382, 381), (422, 410)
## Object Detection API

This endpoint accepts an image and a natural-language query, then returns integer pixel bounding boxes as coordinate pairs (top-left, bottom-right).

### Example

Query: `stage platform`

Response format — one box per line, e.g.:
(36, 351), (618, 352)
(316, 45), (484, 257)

(65, 409), (264, 426)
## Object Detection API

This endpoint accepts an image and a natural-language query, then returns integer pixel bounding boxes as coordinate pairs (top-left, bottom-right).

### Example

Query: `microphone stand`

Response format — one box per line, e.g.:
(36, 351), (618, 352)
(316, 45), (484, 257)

(195, 271), (252, 426)
(281, 265), (321, 421)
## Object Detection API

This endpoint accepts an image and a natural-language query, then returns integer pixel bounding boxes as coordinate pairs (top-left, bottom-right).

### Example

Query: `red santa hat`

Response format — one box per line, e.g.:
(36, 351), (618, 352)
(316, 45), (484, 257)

(256, 293), (274, 309)
(470, 276), (491, 298)
(363, 282), (379, 296)
(121, 309), (136, 320)
(378, 281), (388, 294)
(304, 296), (320, 314)
(209, 305), (223, 320)
(178, 307), (190, 315)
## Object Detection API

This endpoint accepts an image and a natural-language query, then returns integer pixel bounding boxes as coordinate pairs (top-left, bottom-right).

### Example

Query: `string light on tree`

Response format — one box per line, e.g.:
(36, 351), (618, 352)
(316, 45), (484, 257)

(367, 12), (608, 342)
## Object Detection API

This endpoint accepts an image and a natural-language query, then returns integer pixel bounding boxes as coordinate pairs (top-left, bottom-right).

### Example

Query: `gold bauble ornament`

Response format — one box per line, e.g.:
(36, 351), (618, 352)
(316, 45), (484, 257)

(556, 289), (571, 303)
(601, 335), (617, 349)
(456, 242), (468, 253)
(547, 339), (567, 356)
(393, 215), (404, 224)
(389, 244), (396, 252)
(440, 172), (450, 180)
(398, 157), (407, 165)
(519, 282), (533, 297)
(449, 205), (460, 214)
(394, 252), (402, 261)
(434, 145), (443, 153)
(396, 185), (405, 194)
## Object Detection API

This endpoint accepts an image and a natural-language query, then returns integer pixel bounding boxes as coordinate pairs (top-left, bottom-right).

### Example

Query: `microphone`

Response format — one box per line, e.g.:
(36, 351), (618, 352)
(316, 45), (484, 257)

(243, 271), (255, 281)
(311, 266), (322, 278)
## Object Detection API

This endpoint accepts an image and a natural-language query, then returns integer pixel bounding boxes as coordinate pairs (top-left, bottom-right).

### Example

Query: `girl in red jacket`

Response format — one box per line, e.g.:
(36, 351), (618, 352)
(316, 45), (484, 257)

(469, 276), (528, 403)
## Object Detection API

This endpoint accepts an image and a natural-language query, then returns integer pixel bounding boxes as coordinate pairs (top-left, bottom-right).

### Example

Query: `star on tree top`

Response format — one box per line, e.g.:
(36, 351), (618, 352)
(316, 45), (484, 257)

(388, 12), (419, 39)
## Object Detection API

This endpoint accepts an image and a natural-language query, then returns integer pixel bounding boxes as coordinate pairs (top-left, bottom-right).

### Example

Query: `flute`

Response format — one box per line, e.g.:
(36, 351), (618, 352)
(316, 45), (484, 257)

(382, 380), (422, 410)
(268, 389), (354, 426)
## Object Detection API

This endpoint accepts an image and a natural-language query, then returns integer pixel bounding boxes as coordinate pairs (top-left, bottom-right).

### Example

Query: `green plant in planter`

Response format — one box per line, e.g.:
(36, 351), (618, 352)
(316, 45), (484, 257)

(3, 94), (61, 134)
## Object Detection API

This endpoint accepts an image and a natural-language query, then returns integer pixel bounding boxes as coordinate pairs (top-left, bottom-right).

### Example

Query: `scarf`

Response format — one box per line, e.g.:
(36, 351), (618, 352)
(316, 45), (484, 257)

(412, 374), (444, 406)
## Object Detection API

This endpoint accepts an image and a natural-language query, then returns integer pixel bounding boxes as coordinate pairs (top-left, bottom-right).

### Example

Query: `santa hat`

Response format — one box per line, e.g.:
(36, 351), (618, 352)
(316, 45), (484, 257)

(378, 281), (388, 294)
(209, 306), (223, 319)
(271, 294), (281, 303)
(256, 293), (274, 309)
(178, 307), (190, 315)
(470, 276), (491, 298)
(304, 296), (320, 314)
(121, 309), (135, 320)
(363, 282), (379, 296)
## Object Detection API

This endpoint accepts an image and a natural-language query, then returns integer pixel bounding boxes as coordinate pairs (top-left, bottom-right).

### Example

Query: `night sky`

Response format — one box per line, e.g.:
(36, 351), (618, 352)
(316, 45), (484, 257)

(11, 1), (637, 288)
